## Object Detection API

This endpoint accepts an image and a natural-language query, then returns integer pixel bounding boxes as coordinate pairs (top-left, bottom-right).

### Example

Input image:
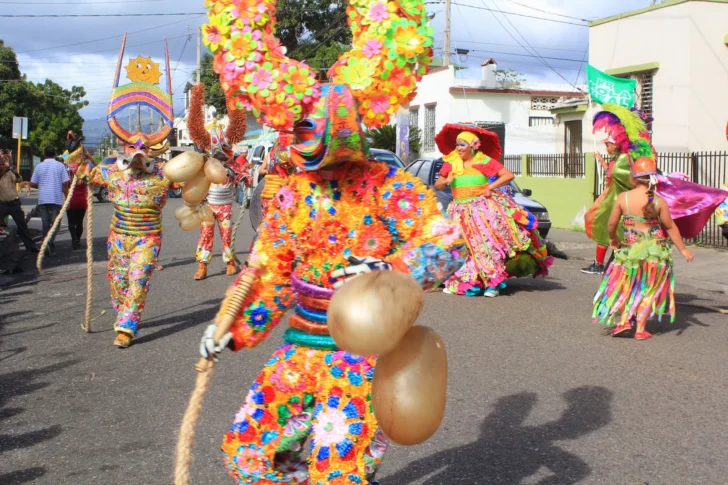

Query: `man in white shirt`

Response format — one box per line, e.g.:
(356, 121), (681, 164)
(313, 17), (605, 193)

(31, 146), (70, 253)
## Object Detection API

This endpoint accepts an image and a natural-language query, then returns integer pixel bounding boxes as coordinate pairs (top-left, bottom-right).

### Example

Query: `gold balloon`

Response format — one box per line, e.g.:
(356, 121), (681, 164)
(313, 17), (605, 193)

(198, 204), (215, 223)
(174, 204), (195, 221)
(181, 169), (211, 206)
(204, 158), (228, 184)
(179, 212), (202, 231)
(328, 271), (423, 356)
(165, 151), (205, 183)
(372, 326), (448, 446)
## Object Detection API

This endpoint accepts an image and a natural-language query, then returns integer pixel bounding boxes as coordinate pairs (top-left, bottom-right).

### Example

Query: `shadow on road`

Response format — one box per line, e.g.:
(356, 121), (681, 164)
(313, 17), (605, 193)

(0, 467), (47, 484)
(133, 298), (221, 346)
(0, 359), (80, 456)
(382, 385), (613, 485)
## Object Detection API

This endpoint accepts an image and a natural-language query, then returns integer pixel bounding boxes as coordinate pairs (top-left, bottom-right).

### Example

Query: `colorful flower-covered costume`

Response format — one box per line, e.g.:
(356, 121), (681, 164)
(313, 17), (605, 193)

(219, 85), (465, 485)
(79, 163), (170, 337)
(585, 153), (632, 246)
(435, 126), (552, 296)
(592, 196), (675, 326)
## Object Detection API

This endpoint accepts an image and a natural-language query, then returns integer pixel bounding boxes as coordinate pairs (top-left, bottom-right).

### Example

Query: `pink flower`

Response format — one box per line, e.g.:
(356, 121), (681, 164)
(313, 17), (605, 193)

(370, 95), (390, 114)
(276, 186), (295, 209)
(251, 69), (273, 89)
(362, 39), (383, 58)
(369, 2), (389, 22)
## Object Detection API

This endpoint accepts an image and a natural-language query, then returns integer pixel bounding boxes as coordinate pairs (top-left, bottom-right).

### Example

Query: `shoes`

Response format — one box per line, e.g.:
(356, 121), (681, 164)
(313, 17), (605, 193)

(226, 261), (238, 275)
(113, 333), (133, 348)
(194, 262), (208, 280)
(483, 287), (499, 298)
(634, 331), (652, 341)
(28, 247), (40, 253)
(72, 239), (80, 250)
(611, 324), (634, 337)
(580, 261), (605, 275)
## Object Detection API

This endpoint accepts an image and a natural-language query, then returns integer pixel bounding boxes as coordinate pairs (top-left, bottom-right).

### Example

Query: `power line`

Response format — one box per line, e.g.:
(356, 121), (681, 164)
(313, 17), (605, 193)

(0, 0), (163, 3)
(425, 1), (587, 27)
(16, 16), (200, 54)
(1, 12), (207, 18)
(499, 0), (594, 22)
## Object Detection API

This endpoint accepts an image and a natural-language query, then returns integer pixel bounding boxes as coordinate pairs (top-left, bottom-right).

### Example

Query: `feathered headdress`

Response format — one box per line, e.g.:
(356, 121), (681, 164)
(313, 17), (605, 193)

(592, 103), (653, 162)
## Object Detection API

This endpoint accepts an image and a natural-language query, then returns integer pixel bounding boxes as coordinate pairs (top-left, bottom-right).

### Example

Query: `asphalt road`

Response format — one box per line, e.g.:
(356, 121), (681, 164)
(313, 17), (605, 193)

(2, 198), (728, 485)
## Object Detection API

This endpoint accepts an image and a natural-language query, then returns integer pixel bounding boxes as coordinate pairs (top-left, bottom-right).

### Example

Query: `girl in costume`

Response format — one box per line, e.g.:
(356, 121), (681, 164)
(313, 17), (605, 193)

(63, 133), (89, 251)
(197, 1), (466, 483)
(434, 123), (553, 297)
(593, 156), (694, 340)
(716, 182), (728, 242)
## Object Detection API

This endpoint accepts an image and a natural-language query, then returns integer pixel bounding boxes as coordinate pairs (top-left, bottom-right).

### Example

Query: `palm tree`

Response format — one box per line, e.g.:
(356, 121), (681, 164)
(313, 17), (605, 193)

(366, 125), (422, 159)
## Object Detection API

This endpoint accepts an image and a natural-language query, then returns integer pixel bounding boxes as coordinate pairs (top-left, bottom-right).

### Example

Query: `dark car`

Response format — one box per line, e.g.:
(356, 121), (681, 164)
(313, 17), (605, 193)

(406, 158), (551, 238)
(369, 148), (406, 169)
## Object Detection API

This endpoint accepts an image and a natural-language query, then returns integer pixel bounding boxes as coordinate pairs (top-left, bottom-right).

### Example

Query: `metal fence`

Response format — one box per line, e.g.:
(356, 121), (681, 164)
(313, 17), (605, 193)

(503, 154), (521, 176)
(530, 153), (585, 178)
(594, 151), (728, 248)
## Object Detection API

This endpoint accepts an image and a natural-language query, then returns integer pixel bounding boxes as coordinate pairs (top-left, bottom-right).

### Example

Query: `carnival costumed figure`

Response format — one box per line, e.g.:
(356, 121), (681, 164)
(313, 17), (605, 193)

(195, 1), (467, 483)
(592, 156), (695, 340)
(185, 84), (248, 280)
(434, 124), (553, 297)
(63, 132), (91, 250)
(259, 132), (295, 219)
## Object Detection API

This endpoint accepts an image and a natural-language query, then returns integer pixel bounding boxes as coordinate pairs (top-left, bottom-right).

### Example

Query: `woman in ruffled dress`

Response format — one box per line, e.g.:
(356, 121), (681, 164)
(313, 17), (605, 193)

(434, 123), (553, 297)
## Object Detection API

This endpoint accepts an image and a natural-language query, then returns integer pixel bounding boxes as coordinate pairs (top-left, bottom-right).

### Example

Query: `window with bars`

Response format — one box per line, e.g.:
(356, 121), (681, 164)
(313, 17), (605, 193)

(424, 105), (436, 152)
(529, 116), (555, 127)
(633, 73), (654, 131)
(409, 108), (419, 129)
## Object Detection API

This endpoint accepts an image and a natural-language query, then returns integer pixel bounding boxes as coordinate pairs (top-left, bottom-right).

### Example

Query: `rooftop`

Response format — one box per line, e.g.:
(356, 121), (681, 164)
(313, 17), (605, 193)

(589, 0), (728, 27)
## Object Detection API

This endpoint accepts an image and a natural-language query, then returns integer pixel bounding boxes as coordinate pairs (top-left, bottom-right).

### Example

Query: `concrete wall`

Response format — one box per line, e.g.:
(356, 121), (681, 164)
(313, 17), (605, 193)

(589, 1), (728, 152)
(515, 153), (597, 229)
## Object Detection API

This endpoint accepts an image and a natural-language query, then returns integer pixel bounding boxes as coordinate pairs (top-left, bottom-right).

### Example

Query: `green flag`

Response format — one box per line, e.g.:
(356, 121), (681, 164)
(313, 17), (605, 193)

(586, 64), (636, 107)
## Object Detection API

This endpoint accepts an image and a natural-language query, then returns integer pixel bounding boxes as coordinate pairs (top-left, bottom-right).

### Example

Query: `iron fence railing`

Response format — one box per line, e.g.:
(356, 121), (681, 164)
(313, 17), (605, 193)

(530, 153), (585, 178)
(503, 154), (522, 176)
(593, 151), (728, 248)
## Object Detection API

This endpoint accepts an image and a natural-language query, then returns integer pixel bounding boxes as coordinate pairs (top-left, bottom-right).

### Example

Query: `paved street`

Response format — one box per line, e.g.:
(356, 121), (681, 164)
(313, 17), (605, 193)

(2, 198), (728, 485)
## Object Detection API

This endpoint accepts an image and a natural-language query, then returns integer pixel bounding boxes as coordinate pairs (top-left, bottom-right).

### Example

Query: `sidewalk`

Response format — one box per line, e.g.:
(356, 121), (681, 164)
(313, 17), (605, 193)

(549, 228), (728, 295)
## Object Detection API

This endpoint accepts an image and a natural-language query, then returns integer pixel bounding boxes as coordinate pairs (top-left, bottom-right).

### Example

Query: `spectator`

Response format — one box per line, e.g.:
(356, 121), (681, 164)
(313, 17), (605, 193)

(65, 162), (88, 250)
(31, 146), (69, 254)
(0, 163), (39, 252)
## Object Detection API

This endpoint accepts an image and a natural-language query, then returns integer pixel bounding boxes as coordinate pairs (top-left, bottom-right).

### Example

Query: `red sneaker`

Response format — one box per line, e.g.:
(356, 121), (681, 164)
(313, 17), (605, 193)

(611, 325), (634, 337)
(634, 332), (653, 341)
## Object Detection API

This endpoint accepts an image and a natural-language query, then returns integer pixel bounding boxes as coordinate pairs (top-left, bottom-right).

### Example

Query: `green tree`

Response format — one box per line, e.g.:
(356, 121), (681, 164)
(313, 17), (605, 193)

(0, 40), (88, 155)
(200, 53), (228, 114)
(366, 124), (423, 159)
(495, 68), (525, 88)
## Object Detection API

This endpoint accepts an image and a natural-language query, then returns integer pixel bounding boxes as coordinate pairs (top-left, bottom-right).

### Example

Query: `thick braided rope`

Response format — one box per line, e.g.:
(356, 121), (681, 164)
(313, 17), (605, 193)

(230, 191), (247, 267)
(82, 184), (94, 332)
(174, 263), (262, 485)
(37, 175), (79, 273)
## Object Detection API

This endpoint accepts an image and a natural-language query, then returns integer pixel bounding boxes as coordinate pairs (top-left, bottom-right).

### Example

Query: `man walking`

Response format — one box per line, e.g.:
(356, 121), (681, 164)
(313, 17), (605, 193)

(0, 162), (39, 252)
(31, 146), (69, 254)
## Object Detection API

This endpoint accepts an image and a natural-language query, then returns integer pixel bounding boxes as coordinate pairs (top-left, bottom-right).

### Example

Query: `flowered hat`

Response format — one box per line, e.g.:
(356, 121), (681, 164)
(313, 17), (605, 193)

(435, 123), (502, 160)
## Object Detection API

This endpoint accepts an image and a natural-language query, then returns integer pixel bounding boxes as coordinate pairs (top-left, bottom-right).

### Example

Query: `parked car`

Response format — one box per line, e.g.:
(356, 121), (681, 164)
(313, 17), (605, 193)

(369, 148), (406, 169)
(405, 157), (552, 238)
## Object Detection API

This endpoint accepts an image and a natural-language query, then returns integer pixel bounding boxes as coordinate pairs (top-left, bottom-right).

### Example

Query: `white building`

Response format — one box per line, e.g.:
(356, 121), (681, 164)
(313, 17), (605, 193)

(408, 61), (585, 157)
(584, 0), (728, 153)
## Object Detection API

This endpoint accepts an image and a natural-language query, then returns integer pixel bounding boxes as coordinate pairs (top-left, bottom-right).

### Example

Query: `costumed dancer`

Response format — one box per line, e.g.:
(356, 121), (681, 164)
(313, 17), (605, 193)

(583, 106), (635, 275)
(593, 156), (694, 340)
(187, 84), (248, 280)
(195, 1), (465, 483)
(75, 35), (200, 348)
(716, 182), (728, 243)
(434, 124), (553, 297)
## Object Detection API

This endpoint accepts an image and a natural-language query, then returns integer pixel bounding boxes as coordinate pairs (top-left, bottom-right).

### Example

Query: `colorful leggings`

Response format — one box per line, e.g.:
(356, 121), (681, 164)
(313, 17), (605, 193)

(107, 230), (161, 337)
(223, 343), (387, 485)
(197, 203), (234, 263)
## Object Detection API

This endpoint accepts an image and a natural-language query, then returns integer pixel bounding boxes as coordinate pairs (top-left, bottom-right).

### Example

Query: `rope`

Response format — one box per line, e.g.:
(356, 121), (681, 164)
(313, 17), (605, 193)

(174, 262), (263, 485)
(230, 189), (248, 267)
(37, 174), (79, 273)
(82, 183), (94, 332)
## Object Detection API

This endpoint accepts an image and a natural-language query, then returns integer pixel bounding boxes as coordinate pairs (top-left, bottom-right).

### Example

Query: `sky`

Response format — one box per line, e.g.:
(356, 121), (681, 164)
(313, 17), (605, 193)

(2, 0), (654, 135)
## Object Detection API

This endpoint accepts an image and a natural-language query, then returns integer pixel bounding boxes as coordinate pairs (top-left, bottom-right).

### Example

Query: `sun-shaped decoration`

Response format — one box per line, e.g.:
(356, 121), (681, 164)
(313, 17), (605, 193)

(125, 56), (162, 85)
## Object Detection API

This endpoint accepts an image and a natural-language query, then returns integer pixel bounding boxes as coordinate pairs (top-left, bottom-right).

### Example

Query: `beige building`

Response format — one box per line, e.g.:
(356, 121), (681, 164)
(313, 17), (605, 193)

(584, 0), (728, 152)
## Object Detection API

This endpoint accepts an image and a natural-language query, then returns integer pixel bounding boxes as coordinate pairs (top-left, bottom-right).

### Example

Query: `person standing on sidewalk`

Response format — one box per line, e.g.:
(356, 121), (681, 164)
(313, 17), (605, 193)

(0, 163), (39, 252)
(31, 146), (70, 254)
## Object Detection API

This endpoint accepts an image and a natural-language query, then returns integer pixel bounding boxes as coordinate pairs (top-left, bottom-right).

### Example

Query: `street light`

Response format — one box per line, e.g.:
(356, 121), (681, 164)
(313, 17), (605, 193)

(455, 48), (469, 62)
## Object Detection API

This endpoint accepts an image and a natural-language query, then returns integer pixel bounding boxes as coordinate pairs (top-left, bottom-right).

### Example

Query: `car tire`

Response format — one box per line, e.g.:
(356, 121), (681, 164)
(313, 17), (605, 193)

(169, 187), (183, 198)
(97, 187), (110, 203)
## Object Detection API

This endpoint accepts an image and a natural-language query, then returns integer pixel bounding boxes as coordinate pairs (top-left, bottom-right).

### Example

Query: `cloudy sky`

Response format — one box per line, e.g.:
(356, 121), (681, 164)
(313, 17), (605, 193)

(3, 0), (651, 126)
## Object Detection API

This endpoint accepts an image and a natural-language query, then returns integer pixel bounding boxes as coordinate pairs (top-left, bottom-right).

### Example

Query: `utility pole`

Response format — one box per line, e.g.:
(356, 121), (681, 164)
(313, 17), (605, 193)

(443, 0), (451, 67)
(196, 26), (201, 83)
